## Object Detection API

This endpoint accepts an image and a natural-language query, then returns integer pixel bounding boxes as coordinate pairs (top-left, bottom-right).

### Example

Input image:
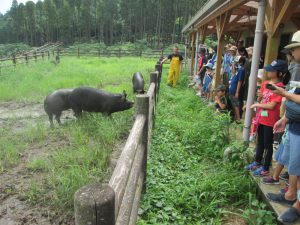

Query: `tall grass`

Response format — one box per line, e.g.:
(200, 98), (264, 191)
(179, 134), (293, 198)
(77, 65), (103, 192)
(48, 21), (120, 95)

(138, 70), (276, 224)
(0, 57), (155, 217)
(0, 56), (153, 102)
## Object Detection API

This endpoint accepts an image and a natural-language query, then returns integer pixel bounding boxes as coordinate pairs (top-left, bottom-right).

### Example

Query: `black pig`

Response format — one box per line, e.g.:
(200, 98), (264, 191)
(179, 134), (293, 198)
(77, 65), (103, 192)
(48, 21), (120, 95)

(44, 89), (73, 126)
(69, 87), (134, 117)
(132, 72), (145, 94)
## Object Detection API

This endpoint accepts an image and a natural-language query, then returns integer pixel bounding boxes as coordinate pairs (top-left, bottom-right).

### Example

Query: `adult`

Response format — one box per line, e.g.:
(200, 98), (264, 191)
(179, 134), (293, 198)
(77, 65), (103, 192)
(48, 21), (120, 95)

(161, 46), (184, 87)
(264, 30), (300, 224)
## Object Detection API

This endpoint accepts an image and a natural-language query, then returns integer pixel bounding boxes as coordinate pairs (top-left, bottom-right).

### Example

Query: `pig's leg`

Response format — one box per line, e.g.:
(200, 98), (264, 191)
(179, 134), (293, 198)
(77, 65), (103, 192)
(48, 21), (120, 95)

(48, 113), (54, 127)
(55, 113), (62, 125)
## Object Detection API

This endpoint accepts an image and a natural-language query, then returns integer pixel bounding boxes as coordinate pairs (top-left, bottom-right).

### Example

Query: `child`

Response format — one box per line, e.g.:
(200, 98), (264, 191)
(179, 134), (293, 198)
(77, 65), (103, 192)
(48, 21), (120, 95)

(245, 60), (288, 176)
(249, 69), (264, 142)
(215, 84), (227, 112)
(229, 56), (245, 121)
(202, 63), (214, 100)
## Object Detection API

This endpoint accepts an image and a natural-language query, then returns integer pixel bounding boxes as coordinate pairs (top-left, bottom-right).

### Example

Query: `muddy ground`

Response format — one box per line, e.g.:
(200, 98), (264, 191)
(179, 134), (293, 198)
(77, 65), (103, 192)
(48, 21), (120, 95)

(0, 102), (124, 225)
(0, 101), (75, 225)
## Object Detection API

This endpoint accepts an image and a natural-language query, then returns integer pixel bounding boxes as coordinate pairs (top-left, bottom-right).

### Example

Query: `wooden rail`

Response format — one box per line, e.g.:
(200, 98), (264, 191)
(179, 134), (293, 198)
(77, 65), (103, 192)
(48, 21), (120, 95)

(74, 59), (163, 225)
(0, 48), (163, 73)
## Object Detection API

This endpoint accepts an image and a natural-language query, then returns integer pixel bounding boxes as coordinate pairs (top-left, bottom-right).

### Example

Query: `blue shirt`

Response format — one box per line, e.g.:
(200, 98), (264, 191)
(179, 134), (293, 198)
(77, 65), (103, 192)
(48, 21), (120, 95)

(229, 66), (245, 95)
(222, 53), (232, 74)
(208, 53), (217, 67)
(289, 88), (300, 135)
(203, 73), (213, 93)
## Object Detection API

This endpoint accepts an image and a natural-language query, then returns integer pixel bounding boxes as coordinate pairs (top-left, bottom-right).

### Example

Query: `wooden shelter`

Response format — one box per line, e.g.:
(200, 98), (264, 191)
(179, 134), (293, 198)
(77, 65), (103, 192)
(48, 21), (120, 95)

(182, 0), (300, 141)
(182, 0), (300, 83)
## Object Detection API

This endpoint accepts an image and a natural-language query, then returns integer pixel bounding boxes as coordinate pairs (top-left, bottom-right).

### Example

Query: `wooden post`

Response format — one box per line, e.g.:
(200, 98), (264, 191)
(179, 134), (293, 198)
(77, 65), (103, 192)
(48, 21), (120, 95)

(12, 55), (16, 66)
(74, 184), (115, 225)
(150, 71), (158, 103)
(42, 51), (44, 60)
(34, 51), (37, 62)
(155, 63), (162, 93)
(263, 0), (298, 79)
(48, 51), (50, 59)
(190, 31), (196, 75)
(214, 11), (231, 89)
(25, 54), (28, 64)
(77, 48), (80, 58)
(135, 94), (149, 192)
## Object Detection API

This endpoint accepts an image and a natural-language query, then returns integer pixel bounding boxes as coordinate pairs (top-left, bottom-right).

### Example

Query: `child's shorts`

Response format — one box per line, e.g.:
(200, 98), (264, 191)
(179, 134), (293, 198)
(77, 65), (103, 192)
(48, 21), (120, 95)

(229, 95), (239, 107)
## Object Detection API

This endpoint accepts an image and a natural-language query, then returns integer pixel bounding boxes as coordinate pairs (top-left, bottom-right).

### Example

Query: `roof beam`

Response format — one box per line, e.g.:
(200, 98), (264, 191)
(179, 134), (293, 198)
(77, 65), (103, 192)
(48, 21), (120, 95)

(272, 0), (299, 35)
(194, 0), (249, 29)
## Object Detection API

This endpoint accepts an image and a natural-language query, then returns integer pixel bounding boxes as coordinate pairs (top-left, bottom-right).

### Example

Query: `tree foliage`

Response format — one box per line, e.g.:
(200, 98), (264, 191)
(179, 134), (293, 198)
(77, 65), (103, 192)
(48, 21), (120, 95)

(0, 0), (208, 47)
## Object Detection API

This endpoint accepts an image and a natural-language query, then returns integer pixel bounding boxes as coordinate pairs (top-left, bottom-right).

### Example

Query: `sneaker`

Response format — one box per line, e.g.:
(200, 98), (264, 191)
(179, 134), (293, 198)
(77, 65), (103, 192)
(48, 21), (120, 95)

(245, 162), (261, 171)
(279, 186), (289, 195)
(279, 172), (289, 181)
(253, 167), (269, 177)
(262, 176), (280, 185)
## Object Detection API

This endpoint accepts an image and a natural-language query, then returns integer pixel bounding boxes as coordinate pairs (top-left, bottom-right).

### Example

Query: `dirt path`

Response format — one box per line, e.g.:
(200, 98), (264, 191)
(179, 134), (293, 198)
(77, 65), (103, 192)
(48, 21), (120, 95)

(0, 102), (75, 225)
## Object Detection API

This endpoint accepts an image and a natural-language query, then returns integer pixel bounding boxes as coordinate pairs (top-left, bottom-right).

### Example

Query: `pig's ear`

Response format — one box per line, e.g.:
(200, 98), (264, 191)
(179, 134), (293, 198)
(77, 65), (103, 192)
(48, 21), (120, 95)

(123, 90), (127, 99)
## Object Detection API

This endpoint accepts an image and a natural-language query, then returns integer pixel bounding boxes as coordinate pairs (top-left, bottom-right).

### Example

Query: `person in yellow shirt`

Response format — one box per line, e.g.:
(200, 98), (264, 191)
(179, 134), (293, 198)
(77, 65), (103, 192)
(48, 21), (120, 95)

(161, 46), (184, 87)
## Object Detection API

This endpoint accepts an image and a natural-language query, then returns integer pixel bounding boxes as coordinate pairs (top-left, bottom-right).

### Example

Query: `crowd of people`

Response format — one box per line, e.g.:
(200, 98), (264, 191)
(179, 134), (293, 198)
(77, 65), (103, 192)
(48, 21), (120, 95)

(163, 30), (300, 223)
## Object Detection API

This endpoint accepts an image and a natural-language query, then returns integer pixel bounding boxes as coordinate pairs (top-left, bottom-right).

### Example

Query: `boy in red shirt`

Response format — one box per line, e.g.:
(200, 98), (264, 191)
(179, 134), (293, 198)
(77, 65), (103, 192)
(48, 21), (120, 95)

(245, 60), (288, 176)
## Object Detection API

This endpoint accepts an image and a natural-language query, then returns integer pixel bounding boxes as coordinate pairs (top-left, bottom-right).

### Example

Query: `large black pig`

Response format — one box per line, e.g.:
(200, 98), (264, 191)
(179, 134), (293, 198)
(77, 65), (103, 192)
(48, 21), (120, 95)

(69, 87), (134, 117)
(132, 72), (145, 94)
(44, 89), (73, 126)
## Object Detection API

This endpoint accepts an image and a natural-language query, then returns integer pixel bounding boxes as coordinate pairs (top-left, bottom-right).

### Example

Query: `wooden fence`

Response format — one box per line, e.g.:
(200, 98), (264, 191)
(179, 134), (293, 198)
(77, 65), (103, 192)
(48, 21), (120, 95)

(0, 47), (163, 71)
(60, 48), (163, 59)
(74, 59), (163, 225)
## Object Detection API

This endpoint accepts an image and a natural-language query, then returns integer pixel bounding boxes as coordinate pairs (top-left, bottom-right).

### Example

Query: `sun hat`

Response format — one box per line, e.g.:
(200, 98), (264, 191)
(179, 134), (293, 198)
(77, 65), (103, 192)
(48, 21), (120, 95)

(264, 60), (288, 73)
(205, 62), (214, 69)
(281, 48), (292, 55)
(284, 30), (300, 49)
(257, 69), (264, 79)
(229, 46), (237, 52)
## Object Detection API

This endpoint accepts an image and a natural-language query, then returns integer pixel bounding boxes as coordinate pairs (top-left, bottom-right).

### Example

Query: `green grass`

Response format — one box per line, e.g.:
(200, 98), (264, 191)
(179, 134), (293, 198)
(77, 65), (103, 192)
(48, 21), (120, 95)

(0, 56), (153, 102)
(138, 70), (276, 224)
(0, 57), (155, 216)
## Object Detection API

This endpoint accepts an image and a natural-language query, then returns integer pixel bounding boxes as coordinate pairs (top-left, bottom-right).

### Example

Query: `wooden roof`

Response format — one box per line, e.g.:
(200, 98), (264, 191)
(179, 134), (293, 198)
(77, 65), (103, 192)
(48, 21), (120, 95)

(182, 0), (300, 35)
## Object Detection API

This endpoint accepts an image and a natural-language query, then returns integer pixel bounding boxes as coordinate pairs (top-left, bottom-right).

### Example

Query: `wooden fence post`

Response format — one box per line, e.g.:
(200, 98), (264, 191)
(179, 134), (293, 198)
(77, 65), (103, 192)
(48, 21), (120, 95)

(77, 48), (80, 58)
(150, 72), (158, 103)
(155, 63), (162, 93)
(25, 54), (28, 64)
(12, 55), (16, 66)
(135, 94), (149, 192)
(34, 51), (37, 62)
(42, 51), (44, 60)
(48, 51), (50, 60)
(74, 184), (115, 225)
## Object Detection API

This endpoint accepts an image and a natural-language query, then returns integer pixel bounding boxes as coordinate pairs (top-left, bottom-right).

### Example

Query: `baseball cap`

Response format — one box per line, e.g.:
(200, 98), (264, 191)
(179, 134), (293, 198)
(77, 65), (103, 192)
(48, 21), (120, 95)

(264, 60), (288, 73)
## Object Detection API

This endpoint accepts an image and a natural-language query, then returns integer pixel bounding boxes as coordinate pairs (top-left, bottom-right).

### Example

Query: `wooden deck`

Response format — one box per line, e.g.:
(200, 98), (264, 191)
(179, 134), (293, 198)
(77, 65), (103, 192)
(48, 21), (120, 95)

(252, 166), (300, 225)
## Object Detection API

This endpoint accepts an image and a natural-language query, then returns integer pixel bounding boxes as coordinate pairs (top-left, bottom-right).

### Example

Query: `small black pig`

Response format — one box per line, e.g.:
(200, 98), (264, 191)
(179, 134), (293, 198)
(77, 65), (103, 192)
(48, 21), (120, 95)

(44, 89), (73, 126)
(69, 87), (134, 117)
(132, 72), (145, 94)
